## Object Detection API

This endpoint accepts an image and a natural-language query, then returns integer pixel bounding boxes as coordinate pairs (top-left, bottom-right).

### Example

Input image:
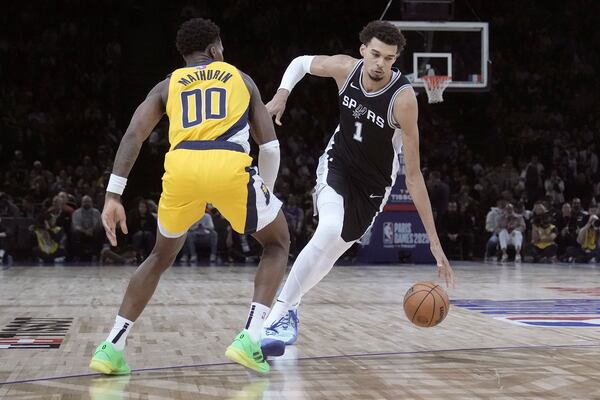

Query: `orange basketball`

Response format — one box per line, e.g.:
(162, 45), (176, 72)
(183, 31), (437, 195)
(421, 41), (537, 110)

(403, 282), (450, 327)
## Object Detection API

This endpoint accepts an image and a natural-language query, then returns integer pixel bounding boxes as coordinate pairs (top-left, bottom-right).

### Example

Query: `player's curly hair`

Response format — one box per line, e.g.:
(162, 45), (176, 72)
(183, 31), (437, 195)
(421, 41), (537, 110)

(359, 21), (406, 53)
(176, 18), (220, 57)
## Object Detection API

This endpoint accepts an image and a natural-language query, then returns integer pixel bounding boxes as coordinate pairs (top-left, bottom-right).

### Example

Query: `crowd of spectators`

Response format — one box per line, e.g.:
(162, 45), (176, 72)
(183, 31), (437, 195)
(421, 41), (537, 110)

(1, 2), (598, 265)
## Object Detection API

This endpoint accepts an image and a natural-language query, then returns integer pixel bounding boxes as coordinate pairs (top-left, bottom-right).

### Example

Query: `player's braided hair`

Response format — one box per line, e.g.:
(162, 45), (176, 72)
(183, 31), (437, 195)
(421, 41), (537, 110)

(359, 21), (406, 53)
(176, 18), (220, 57)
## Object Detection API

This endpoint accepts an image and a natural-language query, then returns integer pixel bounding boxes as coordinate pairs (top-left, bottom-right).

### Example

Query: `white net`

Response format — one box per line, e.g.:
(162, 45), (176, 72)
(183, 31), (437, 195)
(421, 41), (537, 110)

(422, 75), (451, 103)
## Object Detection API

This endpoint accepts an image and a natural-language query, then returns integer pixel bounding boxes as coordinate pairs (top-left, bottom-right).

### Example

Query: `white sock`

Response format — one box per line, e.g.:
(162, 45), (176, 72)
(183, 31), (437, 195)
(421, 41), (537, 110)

(245, 302), (270, 342)
(106, 315), (134, 351)
(263, 300), (293, 329)
(0, 249), (5, 258)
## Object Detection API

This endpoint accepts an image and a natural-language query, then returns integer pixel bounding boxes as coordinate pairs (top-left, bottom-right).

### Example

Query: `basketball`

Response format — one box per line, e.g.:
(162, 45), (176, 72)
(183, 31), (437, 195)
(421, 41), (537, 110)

(403, 282), (450, 327)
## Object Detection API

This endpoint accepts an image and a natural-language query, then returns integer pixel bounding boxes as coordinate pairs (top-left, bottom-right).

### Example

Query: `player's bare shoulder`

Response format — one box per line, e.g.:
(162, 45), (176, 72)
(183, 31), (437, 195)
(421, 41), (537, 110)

(391, 85), (418, 131)
(393, 85), (418, 115)
(148, 77), (170, 107)
(310, 54), (359, 88)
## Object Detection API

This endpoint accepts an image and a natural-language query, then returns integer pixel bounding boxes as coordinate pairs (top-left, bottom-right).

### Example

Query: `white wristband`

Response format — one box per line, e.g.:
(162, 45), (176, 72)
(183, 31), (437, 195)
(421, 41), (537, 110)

(106, 174), (127, 195)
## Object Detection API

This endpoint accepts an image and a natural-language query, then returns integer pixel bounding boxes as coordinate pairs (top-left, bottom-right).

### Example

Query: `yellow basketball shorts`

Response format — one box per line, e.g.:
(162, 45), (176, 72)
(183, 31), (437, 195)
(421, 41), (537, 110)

(157, 141), (282, 237)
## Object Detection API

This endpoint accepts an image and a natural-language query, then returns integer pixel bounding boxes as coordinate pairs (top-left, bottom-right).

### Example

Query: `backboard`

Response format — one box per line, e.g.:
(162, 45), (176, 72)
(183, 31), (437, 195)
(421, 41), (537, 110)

(389, 21), (490, 91)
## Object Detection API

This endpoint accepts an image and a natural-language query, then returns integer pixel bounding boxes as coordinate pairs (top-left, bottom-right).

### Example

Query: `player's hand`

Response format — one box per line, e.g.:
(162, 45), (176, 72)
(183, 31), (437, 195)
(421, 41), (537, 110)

(265, 89), (290, 126)
(101, 193), (128, 246)
(430, 242), (455, 288)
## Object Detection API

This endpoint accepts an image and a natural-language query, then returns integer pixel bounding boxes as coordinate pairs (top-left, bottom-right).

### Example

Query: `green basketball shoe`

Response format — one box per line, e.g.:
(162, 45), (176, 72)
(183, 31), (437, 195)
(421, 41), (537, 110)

(89, 341), (131, 375)
(225, 330), (270, 374)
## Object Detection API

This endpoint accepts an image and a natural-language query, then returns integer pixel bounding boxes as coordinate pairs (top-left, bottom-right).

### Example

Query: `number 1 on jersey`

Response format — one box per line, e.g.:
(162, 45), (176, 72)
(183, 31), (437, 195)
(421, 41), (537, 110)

(353, 121), (363, 142)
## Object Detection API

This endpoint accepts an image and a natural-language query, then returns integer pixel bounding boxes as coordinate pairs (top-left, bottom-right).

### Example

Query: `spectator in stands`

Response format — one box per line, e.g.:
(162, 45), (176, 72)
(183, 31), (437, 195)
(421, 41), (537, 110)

(0, 193), (20, 217)
(127, 199), (157, 263)
(530, 202), (548, 225)
(210, 208), (232, 261)
(555, 202), (578, 259)
(497, 160), (521, 193)
(51, 169), (74, 194)
(427, 171), (450, 222)
(30, 175), (50, 202)
(0, 218), (12, 265)
(9, 150), (27, 174)
(571, 197), (588, 228)
(588, 144), (598, 174)
(522, 155), (544, 208)
(530, 209), (558, 262)
(70, 195), (103, 260)
(498, 203), (526, 262)
(47, 195), (71, 235)
(181, 210), (218, 264)
(544, 169), (565, 205)
(454, 185), (479, 257)
(57, 192), (76, 215)
(33, 211), (67, 263)
(21, 195), (39, 219)
(565, 204), (600, 263)
(29, 161), (54, 188)
(571, 172), (591, 207)
(514, 199), (532, 222)
(439, 201), (466, 260)
(484, 199), (507, 261)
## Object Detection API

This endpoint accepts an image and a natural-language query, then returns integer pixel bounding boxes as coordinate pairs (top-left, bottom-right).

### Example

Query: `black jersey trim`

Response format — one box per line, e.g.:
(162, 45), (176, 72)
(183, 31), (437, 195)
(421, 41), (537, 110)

(315, 125), (340, 190)
(338, 60), (363, 95)
(243, 167), (258, 234)
(387, 83), (413, 129)
(359, 68), (402, 97)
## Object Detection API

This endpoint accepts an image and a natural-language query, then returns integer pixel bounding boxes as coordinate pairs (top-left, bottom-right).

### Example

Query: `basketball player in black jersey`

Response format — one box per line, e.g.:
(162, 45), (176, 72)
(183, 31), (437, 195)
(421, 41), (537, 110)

(261, 20), (455, 351)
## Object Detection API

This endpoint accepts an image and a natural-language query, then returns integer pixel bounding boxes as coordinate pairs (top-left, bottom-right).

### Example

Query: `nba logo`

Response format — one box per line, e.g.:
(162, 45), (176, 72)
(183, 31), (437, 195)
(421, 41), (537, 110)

(383, 222), (393, 245)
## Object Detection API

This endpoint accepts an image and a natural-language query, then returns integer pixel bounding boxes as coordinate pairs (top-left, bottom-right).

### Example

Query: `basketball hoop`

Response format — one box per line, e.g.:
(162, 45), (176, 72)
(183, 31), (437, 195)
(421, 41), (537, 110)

(422, 75), (451, 104)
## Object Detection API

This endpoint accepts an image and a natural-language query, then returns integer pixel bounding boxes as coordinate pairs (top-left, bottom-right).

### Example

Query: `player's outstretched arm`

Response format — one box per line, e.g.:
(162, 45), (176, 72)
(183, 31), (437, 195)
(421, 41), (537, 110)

(266, 54), (357, 126)
(394, 89), (455, 288)
(102, 78), (168, 246)
(241, 73), (280, 191)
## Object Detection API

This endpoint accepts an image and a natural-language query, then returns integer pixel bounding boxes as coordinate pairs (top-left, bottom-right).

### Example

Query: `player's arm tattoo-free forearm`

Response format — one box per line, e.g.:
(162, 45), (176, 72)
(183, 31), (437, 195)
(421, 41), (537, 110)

(111, 134), (144, 177)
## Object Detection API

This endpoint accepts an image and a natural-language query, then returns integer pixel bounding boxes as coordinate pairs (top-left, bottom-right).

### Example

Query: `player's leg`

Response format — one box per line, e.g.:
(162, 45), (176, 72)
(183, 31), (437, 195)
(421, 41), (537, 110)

(218, 165), (288, 373)
(116, 231), (187, 320)
(262, 186), (354, 343)
(250, 211), (289, 311)
(90, 146), (206, 375)
(90, 230), (187, 375)
(226, 211), (290, 368)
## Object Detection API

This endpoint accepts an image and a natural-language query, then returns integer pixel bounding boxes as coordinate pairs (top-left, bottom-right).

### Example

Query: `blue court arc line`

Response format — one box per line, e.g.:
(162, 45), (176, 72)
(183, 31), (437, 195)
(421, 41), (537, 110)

(517, 321), (600, 327)
(1, 343), (599, 386)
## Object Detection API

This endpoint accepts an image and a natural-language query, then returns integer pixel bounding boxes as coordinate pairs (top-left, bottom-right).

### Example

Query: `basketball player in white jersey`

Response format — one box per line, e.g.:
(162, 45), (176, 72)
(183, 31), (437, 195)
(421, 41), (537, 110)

(261, 20), (455, 353)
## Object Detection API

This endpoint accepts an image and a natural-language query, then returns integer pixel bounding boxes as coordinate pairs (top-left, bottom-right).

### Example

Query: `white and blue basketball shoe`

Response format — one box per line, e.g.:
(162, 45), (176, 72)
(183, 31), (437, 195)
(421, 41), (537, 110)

(260, 308), (299, 357)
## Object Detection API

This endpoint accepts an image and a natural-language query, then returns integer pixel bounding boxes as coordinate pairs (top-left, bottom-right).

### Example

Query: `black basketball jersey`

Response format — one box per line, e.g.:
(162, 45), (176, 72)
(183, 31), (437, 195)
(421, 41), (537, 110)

(326, 60), (412, 190)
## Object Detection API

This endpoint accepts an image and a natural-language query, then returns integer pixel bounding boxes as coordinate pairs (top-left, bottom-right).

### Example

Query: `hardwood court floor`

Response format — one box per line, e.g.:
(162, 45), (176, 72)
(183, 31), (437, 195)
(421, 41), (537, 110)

(1, 262), (599, 399)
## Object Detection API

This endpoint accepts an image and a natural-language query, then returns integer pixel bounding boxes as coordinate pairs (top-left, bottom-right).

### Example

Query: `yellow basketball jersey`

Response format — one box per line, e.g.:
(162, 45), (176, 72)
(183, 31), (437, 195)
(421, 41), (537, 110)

(165, 61), (250, 150)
